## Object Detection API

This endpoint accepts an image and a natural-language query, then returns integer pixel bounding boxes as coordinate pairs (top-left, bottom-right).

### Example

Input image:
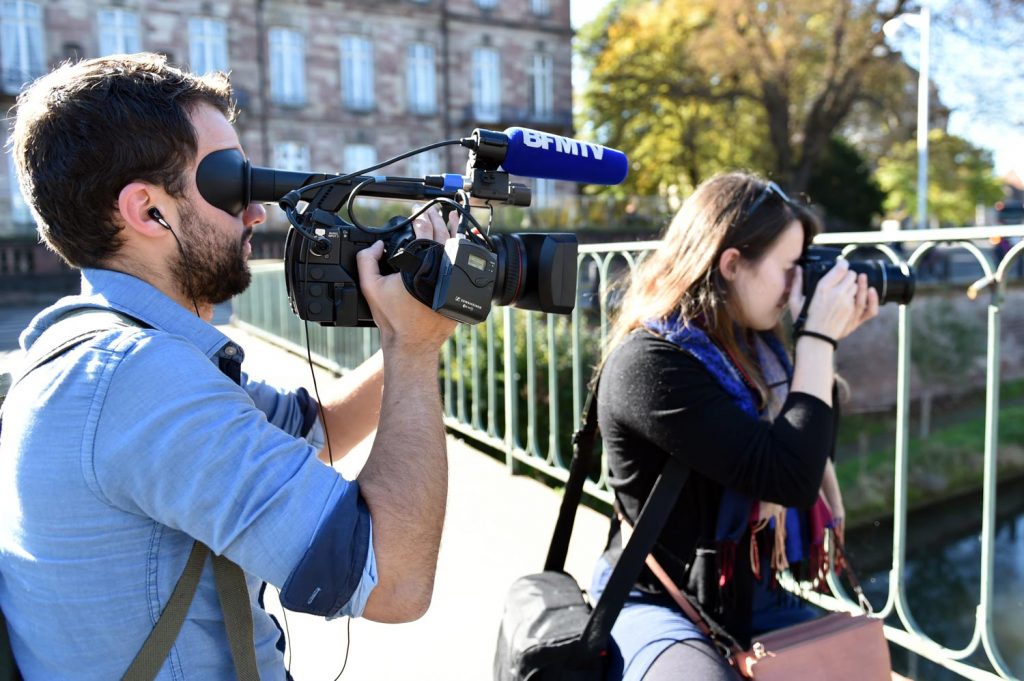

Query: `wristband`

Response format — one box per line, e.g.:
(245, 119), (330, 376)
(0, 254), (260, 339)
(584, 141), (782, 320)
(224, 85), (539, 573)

(795, 329), (838, 349)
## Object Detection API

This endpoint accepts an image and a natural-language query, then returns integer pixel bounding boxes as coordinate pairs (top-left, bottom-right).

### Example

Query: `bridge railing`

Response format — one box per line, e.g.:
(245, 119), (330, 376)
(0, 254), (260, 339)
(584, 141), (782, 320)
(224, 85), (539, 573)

(234, 224), (1024, 681)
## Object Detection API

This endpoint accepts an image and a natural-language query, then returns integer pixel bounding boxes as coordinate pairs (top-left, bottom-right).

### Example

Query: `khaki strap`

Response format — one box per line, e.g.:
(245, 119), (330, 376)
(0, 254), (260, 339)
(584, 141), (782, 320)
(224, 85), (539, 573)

(122, 543), (210, 680)
(212, 554), (260, 681)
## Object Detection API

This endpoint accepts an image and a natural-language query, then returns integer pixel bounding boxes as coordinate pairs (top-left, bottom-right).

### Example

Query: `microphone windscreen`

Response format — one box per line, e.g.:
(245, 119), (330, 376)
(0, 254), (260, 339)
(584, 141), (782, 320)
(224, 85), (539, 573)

(501, 127), (628, 185)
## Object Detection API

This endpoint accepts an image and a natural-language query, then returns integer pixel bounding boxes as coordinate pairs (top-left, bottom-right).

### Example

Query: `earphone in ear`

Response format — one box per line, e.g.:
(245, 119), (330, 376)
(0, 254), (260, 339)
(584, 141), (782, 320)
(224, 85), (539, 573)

(148, 207), (173, 230)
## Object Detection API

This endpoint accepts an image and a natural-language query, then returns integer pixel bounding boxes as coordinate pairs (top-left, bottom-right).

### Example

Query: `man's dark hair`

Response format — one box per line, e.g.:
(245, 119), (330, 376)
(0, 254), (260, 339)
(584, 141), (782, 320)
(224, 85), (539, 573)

(10, 52), (236, 268)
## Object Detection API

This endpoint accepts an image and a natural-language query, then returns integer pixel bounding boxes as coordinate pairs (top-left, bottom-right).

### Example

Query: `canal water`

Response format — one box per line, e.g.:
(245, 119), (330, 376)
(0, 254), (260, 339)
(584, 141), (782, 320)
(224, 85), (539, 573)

(846, 477), (1024, 679)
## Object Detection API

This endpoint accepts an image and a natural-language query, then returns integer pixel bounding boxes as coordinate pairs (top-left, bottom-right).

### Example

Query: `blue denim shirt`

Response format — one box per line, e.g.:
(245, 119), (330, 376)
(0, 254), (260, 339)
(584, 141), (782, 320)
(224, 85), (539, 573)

(0, 269), (376, 680)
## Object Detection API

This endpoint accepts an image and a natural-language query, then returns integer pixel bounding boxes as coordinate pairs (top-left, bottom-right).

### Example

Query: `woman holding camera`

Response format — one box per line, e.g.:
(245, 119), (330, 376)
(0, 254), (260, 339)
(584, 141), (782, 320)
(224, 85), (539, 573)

(592, 172), (879, 680)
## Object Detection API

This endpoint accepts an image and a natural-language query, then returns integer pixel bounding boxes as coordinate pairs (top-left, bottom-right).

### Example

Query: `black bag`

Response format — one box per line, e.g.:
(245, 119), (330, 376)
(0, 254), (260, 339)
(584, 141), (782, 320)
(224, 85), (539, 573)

(494, 571), (601, 681)
(493, 377), (689, 681)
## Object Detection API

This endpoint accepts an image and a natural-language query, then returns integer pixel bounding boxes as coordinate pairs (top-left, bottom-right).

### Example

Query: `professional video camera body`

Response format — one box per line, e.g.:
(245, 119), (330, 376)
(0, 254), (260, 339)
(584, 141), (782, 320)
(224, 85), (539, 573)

(196, 127), (628, 327)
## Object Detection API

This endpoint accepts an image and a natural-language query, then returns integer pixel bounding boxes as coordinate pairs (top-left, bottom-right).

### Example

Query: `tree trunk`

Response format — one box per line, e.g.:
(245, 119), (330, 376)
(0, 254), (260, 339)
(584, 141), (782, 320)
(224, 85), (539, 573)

(761, 83), (791, 183)
(919, 388), (933, 440)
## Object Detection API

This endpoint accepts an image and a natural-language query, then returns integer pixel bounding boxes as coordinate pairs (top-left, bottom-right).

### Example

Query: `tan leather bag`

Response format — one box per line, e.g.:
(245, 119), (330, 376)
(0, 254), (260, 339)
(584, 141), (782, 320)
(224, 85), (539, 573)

(734, 610), (890, 680)
(619, 514), (892, 680)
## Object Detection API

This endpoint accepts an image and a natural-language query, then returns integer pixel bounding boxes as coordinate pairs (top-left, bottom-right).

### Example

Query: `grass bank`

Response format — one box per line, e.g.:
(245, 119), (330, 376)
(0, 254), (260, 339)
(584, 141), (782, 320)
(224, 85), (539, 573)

(836, 379), (1024, 525)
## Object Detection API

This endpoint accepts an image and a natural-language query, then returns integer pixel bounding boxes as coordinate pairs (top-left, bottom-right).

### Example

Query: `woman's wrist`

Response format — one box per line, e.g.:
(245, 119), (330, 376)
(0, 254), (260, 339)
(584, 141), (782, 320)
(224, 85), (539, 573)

(794, 328), (838, 349)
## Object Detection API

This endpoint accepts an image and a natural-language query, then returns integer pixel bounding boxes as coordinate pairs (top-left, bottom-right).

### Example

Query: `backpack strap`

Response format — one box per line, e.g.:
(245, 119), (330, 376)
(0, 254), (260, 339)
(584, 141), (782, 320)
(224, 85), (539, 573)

(120, 542), (211, 681)
(1, 308), (259, 680)
(1, 308), (142, 681)
(1, 309), (143, 411)
(121, 326), (259, 681)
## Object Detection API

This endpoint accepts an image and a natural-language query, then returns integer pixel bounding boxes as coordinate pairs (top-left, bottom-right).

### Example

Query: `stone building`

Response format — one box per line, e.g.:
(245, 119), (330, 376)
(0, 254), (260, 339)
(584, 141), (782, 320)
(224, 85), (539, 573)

(0, 0), (573, 285)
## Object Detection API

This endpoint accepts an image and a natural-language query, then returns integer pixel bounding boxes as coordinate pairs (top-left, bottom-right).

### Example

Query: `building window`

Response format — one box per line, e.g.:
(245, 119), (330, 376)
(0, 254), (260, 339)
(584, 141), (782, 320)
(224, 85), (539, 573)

(97, 9), (141, 56)
(1, 0), (45, 95)
(471, 47), (501, 123)
(530, 0), (550, 15)
(406, 42), (436, 115)
(407, 149), (440, 178)
(5, 143), (32, 230)
(344, 144), (377, 175)
(273, 142), (310, 172)
(527, 53), (553, 121)
(340, 36), (374, 111)
(532, 178), (554, 209)
(189, 17), (228, 74)
(476, 0), (497, 9)
(269, 28), (306, 106)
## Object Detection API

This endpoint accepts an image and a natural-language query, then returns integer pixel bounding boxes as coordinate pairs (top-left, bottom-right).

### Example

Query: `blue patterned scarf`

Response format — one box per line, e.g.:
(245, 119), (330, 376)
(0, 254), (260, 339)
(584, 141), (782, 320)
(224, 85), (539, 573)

(644, 315), (828, 587)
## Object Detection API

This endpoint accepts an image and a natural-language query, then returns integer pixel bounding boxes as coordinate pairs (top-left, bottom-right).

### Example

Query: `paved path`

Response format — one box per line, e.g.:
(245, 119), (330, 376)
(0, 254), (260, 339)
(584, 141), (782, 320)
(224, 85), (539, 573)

(221, 323), (609, 681)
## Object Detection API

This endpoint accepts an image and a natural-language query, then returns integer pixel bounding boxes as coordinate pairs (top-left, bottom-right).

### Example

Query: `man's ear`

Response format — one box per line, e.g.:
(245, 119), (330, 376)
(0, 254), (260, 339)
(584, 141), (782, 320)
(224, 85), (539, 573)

(117, 182), (168, 238)
(718, 247), (743, 281)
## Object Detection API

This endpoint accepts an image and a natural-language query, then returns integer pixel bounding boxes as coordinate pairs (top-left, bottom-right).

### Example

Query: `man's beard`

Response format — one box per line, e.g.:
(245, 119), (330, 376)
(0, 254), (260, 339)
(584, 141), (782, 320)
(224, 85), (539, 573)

(169, 203), (252, 306)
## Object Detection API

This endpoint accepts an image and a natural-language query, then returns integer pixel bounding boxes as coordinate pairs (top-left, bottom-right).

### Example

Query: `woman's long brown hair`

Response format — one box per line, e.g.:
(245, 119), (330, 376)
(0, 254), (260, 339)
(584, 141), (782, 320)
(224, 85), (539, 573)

(604, 172), (820, 408)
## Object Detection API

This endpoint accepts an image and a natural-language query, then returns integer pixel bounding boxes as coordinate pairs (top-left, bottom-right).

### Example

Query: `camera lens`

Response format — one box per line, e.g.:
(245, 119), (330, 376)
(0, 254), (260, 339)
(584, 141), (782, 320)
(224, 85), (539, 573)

(491, 234), (526, 306)
(490, 233), (577, 314)
(849, 260), (916, 305)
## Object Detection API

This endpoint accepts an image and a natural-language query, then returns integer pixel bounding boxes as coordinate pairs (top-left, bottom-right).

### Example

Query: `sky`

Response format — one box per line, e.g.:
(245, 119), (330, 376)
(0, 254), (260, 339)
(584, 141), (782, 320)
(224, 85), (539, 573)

(569, 0), (1024, 178)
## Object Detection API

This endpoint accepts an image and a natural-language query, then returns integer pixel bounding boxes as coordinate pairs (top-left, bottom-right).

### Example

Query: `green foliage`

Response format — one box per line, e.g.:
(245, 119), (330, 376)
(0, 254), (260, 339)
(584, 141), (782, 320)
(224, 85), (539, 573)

(835, 401), (1024, 524)
(876, 130), (1004, 226)
(909, 297), (984, 385)
(806, 137), (887, 230)
(576, 0), (914, 196)
(442, 307), (602, 467)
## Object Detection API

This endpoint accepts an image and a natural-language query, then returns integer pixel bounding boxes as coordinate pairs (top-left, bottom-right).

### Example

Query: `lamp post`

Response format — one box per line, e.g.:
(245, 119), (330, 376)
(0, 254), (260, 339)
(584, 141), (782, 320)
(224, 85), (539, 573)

(884, 3), (931, 230)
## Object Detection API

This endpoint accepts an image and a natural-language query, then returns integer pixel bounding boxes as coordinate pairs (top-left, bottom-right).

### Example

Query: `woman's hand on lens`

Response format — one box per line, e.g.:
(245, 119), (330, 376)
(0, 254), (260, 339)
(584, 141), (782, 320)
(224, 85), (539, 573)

(802, 259), (870, 341)
(839, 272), (879, 339)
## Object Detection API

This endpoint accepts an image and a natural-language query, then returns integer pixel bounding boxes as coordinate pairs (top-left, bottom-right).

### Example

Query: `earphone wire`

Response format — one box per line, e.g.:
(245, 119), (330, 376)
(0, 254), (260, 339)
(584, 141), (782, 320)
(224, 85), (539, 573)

(334, 617), (352, 681)
(165, 223), (201, 317)
(303, 319), (351, 680)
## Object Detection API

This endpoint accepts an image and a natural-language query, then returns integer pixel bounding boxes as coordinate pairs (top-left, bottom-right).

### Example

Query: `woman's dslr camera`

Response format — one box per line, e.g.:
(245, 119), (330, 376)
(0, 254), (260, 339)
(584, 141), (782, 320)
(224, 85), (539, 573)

(801, 246), (915, 305)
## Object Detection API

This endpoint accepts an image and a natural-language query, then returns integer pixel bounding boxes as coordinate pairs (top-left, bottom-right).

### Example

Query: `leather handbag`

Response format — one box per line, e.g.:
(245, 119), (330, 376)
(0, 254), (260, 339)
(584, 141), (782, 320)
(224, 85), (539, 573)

(623, 511), (892, 681)
(734, 610), (890, 680)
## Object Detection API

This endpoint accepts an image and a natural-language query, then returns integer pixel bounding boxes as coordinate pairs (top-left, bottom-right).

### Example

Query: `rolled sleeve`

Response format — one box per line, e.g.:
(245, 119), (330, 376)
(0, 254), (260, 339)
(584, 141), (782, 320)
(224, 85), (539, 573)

(279, 481), (376, 618)
(90, 333), (359, 589)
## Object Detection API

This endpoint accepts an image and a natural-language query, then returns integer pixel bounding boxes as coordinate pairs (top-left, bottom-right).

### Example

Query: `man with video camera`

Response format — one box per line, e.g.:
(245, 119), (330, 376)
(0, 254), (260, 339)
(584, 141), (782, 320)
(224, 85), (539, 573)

(0, 52), (456, 679)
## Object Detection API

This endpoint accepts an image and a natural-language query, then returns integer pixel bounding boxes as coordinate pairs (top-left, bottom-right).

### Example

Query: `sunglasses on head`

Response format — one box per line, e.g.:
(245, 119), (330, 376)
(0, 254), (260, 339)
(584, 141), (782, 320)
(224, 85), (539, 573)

(743, 180), (793, 221)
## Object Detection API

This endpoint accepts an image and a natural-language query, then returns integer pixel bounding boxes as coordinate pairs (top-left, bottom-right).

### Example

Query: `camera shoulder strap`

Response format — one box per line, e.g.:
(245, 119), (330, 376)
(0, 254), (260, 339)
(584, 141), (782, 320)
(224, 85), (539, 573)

(543, 371), (690, 662)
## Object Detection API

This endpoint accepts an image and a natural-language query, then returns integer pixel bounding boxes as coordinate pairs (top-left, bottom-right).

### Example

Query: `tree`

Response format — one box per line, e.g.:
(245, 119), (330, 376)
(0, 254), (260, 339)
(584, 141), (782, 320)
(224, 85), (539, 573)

(578, 0), (916, 196)
(806, 137), (887, 230)
(875, 130), (1004, 226)
(910, 298), (983, 438)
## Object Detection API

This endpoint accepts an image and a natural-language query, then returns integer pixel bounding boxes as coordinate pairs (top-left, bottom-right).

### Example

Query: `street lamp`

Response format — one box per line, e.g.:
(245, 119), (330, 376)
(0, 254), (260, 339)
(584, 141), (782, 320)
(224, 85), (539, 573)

(884, 3), (931, 230)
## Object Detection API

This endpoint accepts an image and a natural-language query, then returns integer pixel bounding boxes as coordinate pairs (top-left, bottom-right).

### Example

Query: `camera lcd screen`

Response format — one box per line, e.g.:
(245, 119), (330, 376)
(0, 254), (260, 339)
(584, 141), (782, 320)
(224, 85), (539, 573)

(467, 254), (487, 271)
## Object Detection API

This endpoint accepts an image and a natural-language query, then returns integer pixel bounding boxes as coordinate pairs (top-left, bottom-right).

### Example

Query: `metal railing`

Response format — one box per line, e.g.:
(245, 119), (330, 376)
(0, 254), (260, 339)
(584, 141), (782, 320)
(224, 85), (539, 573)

(233, 224), (1024, 680)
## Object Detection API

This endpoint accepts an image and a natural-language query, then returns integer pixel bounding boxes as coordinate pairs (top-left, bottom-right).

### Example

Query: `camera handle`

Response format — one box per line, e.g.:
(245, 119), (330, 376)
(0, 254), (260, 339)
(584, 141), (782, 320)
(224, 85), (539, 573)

(387, 239), (447, 309)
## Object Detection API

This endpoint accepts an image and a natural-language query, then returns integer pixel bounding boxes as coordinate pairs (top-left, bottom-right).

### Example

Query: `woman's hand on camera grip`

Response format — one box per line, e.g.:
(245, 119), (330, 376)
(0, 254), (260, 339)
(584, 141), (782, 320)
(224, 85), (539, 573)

(796, 259), (879, 341)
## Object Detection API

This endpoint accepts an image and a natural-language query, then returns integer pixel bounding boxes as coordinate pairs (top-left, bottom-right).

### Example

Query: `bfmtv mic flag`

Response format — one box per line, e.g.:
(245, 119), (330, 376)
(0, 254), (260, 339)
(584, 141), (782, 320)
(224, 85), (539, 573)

(500, 128), (629, 186)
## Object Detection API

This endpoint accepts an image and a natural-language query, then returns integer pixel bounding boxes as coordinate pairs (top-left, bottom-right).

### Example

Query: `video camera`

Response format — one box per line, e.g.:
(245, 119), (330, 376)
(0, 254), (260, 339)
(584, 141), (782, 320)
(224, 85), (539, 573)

(195, 128), (629, 326)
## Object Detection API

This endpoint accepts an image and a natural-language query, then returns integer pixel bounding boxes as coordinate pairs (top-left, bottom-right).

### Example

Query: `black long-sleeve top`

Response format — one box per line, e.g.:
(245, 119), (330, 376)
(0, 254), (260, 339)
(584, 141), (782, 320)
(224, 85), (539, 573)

(598, 329), (835, 636)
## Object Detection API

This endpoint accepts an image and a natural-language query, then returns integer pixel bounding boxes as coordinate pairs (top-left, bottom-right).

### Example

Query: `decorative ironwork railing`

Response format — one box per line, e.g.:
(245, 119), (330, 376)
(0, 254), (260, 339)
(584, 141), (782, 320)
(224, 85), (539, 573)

(234, 224), (1024, 680)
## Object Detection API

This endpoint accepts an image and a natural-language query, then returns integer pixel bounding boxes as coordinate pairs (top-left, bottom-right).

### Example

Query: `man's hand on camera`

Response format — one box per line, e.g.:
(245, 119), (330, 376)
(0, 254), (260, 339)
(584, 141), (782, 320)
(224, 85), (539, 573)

(356, 205), (458, 350)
